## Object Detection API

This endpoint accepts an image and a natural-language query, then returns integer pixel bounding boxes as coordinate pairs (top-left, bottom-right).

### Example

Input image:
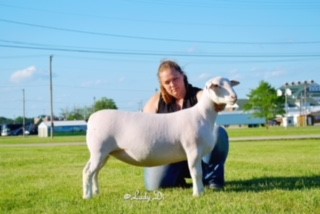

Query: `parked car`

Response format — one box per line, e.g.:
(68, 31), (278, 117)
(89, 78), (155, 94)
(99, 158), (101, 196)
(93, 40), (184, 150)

(0, 124), (21, 136)
(1, 123), (38, 136)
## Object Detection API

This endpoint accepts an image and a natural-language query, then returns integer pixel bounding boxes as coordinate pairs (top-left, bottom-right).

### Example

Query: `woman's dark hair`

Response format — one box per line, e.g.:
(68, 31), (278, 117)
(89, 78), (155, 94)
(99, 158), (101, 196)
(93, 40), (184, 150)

(157, 60), (189, 104)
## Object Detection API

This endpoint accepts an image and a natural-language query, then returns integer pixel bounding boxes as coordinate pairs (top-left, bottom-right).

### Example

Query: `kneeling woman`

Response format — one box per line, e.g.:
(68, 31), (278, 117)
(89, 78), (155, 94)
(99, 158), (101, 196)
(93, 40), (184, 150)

(143, 60), (229, 190)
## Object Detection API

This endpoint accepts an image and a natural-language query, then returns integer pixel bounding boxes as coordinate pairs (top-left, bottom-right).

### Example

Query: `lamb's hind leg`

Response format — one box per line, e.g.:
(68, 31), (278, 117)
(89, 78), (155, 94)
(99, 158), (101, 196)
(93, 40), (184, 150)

(83, 161), (92, 199)
(92, 156), (109, 196)
(83, 153), (109, 199)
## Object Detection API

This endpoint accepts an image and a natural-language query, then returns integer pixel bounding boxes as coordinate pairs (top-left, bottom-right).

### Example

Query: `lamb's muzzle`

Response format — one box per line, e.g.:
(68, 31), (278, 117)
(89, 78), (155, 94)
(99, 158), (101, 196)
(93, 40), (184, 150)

(83, 76), (239, 199)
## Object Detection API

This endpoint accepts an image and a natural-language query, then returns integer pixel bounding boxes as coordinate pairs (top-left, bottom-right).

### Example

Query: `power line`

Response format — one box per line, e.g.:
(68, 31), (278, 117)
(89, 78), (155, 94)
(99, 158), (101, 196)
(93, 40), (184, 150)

(120, 0), (320, 9)
(0, 4), (318, 28)
(0, 54), (48, 59)
(1, 18), (320, 45)
(3, 39), (320, 58)
(1, 1), (319, 18)
(1, 44), (320, 58)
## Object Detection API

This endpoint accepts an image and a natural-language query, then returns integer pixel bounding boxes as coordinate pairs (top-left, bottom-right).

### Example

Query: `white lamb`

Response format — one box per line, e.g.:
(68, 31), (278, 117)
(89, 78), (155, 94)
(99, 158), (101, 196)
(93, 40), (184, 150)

(83, 76), (239, 199)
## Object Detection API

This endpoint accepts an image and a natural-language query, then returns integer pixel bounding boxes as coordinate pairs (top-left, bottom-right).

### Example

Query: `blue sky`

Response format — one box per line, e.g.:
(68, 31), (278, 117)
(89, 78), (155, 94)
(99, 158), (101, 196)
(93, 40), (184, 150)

(1, 0), (320, 119)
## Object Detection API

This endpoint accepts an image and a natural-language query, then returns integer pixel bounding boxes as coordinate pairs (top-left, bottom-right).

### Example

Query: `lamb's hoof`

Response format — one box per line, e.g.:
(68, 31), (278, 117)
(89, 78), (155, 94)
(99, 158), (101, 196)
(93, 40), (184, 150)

(83, 195), (92, 200)
(193, 191), (204, 197)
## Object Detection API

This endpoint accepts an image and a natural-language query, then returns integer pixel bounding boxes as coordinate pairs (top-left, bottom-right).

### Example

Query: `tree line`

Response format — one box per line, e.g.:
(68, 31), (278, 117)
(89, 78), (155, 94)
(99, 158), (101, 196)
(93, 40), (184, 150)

(0, 97), (117, 124)
(1, 82), (285, 127)
(60, 97), (117, 121)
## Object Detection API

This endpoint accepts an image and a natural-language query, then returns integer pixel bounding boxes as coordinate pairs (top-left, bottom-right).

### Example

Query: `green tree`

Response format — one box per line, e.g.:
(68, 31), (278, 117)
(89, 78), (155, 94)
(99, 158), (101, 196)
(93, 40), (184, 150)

(244, 81), (285, 127)
(0, 117), (14, 124)
(60, 97), (117, 121)
(93, 97), (117, 112)
(14, 117), (34, 124)
(67, 109), (84, 120)
(60, 106), (92, 121)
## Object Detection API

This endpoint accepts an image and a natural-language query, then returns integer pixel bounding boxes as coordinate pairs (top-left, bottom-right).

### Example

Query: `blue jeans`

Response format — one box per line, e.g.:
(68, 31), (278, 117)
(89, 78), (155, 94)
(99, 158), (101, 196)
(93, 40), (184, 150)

(144, 126), (229, 190)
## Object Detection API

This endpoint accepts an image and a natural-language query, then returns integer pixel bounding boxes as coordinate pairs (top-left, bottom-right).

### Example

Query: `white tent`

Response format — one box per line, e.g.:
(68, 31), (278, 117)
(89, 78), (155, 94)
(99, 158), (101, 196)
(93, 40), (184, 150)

(38, 120), (87, 137)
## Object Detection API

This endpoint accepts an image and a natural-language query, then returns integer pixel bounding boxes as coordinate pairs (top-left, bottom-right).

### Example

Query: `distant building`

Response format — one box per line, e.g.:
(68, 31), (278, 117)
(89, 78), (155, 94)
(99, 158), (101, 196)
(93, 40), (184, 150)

(216, 99), (265, 127)
(217, 111), (265, 127)
(221, 81), (320, 128)
(278, 80), (320, 126)
(38, 120), (87, 137)
(279, 80), (320, 109)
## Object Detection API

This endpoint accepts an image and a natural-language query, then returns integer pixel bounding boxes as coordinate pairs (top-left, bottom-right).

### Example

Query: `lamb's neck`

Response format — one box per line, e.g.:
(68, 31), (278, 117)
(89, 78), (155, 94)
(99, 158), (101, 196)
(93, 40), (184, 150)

(196, 92), (218, 122)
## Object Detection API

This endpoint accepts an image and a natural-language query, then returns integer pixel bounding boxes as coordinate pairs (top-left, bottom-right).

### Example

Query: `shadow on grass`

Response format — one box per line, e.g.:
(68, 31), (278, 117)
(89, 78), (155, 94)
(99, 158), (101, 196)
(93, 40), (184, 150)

(226, 175), (320, 192)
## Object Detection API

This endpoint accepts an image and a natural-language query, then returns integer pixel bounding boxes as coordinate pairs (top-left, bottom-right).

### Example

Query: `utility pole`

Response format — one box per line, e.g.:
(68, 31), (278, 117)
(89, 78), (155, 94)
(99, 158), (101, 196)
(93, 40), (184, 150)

(22, 89), (26, 137)
(138, 100), (143, 112)
(304, 81), (307, 115)
(49, 55), (54, 139)
(93, 96), (96, 112)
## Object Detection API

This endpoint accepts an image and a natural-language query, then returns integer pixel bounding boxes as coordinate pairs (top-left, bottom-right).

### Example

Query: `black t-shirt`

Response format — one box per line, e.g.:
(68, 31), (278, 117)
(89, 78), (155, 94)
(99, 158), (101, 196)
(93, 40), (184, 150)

(155, 84), (201, 184)
(157, 84), (201, 113)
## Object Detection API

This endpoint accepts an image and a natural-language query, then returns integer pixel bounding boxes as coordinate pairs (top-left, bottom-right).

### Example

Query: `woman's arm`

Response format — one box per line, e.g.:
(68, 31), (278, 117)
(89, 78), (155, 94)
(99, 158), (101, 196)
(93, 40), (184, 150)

(143, 93), (160, 113)
(196, 90), (203, 102)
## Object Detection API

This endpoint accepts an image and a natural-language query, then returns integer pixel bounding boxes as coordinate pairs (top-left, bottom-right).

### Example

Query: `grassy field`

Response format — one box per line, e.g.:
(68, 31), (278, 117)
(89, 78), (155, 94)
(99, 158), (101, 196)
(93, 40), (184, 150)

(0, 135), (85, 144)
(0, 126), (319, 145)
(227, 125), (320, 138)
(0, 126), (319, 213)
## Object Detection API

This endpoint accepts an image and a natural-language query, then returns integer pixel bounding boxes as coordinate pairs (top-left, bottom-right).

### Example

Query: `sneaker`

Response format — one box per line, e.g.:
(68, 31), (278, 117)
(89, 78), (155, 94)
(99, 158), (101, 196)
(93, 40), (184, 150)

(207, 180), (225, 190)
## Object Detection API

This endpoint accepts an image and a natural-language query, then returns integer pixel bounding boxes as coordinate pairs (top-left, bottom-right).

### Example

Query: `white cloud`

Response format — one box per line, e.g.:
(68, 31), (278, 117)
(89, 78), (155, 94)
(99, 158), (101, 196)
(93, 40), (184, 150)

(118, 76), (126, 83)
(81, 79), (106, 87)
(227, 69), (242, 81)
(197, 72), (211, 81)
(250, 67), (287, 80)
(186, 46), (199, 54)
(267, 68), (287, 78)
(10, 66), (37, 83)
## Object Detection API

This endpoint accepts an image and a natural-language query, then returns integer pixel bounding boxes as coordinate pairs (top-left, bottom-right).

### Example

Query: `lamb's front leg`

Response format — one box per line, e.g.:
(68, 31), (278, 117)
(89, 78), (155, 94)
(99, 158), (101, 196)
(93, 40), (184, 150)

(186, 151), (205, 197)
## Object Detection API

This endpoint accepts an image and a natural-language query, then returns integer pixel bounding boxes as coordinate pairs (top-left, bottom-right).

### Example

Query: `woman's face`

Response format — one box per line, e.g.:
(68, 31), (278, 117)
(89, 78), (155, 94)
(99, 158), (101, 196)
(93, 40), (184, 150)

(159, 68), (186, 99)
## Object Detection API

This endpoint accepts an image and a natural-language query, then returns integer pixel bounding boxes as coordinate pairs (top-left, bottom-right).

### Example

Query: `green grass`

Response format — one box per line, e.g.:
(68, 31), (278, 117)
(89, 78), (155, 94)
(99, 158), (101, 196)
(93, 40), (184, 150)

(1, 126), (319, 145)
(227, 125), (320, 138)
(0, 135), (85, 144)
(0, 127), (320, 213)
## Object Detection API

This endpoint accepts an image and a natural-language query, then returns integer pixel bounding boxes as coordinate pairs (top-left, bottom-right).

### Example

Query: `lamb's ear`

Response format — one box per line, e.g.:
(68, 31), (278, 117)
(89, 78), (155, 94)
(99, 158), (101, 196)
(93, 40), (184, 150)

(231, 80), (240, 86)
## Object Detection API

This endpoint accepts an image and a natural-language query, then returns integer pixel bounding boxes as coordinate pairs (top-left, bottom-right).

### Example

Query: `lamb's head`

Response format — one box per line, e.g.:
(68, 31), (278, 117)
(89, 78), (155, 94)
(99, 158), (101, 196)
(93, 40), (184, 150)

(204, 77), (239, 111)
